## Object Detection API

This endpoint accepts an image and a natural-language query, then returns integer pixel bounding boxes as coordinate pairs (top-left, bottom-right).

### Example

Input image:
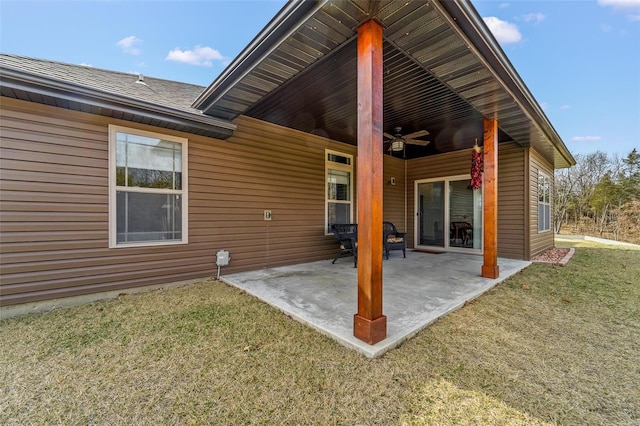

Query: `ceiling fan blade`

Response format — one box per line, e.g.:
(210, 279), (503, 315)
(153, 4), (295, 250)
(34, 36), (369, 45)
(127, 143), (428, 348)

(406, 139), (430, 146)
(403, 130), (429, 139)
(383, 132), (394, 140)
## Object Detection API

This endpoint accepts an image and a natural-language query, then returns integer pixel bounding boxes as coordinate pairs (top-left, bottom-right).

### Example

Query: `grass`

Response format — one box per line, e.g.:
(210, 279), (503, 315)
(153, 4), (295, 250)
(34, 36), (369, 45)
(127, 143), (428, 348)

(1, 239), (639, 425)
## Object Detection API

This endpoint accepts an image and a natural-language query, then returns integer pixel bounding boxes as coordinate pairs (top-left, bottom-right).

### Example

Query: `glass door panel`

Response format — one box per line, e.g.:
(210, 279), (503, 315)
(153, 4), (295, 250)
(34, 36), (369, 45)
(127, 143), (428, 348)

(449, 179), (479, 249)
(417, 181), (445, 247)
(416, 177), (482, 252)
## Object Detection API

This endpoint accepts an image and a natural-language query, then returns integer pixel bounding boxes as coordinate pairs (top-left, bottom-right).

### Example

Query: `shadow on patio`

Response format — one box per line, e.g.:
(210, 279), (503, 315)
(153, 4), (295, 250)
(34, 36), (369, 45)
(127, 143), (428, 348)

(222, 251), (530, 358)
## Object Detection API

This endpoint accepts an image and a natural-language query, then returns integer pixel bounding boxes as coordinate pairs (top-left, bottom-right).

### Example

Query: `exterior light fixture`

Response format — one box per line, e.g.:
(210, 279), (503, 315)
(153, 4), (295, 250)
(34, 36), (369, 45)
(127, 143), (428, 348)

(391, 138), (404, 151)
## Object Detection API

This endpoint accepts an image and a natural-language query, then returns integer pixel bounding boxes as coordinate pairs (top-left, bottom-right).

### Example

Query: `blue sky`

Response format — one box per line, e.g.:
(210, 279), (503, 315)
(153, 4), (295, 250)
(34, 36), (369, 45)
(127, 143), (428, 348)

(1, 0), (638, 159)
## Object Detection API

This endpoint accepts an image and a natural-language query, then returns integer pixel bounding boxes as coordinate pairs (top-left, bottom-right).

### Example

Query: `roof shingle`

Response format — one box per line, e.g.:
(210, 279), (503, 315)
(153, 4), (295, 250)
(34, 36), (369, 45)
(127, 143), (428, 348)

(0, 54), (206, 114)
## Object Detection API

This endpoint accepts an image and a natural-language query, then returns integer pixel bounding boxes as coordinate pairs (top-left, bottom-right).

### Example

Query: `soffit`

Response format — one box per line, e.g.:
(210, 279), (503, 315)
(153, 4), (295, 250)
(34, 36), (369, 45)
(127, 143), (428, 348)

(197, 0), (574, 167)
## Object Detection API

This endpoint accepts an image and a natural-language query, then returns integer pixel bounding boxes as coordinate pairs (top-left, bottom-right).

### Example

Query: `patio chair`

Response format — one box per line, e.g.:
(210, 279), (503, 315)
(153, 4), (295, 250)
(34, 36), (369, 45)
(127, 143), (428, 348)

(383, 221), (406, 259)
(330, 223), (358, 267)
(450, 221), (473, 247)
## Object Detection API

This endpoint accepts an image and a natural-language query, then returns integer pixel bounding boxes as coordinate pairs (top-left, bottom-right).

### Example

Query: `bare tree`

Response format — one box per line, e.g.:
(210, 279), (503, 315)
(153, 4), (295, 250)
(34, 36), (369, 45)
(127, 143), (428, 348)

(553, 167), (575, 234)
(554, 149), (640, 244)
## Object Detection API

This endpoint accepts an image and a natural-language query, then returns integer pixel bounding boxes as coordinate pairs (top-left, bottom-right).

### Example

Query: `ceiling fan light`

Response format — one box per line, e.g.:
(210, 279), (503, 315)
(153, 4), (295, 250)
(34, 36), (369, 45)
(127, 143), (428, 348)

(391, 139), (404, 151)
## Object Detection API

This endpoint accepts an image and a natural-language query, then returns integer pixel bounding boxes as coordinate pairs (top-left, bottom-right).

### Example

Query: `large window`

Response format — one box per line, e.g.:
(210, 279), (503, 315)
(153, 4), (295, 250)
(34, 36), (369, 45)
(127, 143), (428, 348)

(538, 172), (551, 232)
(109, 125), (188, 247)
(326, 150), (353, 234)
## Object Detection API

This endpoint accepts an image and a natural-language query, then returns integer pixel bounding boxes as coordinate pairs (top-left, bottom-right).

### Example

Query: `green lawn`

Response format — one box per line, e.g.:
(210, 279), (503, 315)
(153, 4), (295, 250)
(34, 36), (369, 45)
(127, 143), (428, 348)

(1, 239), (638, 425)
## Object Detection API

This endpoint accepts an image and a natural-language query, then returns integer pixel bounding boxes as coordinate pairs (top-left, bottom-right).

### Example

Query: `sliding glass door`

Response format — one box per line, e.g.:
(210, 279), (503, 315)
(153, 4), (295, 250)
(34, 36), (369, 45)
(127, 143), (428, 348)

(416, 181), (445, 247)
(415, 175), (482, 253)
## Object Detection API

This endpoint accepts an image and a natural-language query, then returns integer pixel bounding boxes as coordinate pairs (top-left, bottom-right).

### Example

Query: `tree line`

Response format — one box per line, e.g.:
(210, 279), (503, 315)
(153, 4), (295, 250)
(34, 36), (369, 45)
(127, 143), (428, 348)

(554, 148), (640, 244)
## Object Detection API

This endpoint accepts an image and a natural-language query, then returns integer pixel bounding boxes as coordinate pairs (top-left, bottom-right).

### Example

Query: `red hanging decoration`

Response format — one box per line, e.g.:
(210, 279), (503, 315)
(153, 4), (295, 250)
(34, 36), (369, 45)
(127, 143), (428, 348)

(470, 139), (483, 190)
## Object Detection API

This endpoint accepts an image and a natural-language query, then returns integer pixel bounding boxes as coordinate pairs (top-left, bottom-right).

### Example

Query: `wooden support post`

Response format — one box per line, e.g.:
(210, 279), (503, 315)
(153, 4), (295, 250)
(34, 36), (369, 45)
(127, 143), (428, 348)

(482, 118), (500, 278)
(354, 19), (386, 344)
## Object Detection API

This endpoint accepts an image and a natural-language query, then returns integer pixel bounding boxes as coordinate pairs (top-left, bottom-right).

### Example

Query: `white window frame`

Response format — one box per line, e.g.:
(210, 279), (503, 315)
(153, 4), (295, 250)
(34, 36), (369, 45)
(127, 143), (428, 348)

(108, 125), (188, 248)
(538, 172), (551, 233)
(325, 149), (354, 235)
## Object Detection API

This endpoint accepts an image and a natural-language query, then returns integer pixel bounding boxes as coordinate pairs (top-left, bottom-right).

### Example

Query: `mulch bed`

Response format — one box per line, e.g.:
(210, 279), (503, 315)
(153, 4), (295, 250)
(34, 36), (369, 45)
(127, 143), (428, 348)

(531, 247), (574, 266)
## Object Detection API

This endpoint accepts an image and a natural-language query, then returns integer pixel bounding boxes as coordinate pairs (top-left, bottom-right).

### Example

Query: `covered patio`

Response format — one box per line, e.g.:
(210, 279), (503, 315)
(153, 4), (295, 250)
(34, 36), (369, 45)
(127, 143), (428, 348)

(222, 252), (530, 358)
(194, 0), (573, 347)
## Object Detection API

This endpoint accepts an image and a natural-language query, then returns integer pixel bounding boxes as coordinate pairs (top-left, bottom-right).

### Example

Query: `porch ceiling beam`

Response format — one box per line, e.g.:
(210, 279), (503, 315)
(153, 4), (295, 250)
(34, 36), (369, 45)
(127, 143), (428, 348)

(482, 117), (500, 279)
(354, 19), (386, 345)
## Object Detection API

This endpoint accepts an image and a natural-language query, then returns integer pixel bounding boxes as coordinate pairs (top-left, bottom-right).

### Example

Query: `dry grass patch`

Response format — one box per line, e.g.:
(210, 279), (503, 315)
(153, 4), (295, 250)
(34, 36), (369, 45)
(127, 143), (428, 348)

(1, 240), (639, 425)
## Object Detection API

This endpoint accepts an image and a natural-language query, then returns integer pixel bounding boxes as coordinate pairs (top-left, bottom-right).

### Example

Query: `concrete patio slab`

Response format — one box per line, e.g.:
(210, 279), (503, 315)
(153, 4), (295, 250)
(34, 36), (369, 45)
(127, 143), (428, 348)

(222, 251), (530, 358)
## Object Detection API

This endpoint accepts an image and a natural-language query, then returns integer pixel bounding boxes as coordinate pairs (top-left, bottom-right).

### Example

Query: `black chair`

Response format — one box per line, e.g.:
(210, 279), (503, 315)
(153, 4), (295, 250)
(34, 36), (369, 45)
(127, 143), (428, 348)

(383, 221), (406, 259)
(330, 224), (358, 267)
(450, 221), (473, 247)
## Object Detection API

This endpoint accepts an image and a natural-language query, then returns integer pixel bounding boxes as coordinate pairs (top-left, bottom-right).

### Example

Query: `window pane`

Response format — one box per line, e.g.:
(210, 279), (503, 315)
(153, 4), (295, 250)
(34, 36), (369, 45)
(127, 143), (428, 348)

(544, 205), (550, 231)
(327, 153), (350, 165)
(538, 175), (545, 202)
(327, 169), (350, 201)
(327, 202), (350, 232)
(544, 178), (550, 203)
(116, 191), (182, 243)
(538, 204), (545, 232)
(116, 132), (182, 189)
(120, 168), (181, 189)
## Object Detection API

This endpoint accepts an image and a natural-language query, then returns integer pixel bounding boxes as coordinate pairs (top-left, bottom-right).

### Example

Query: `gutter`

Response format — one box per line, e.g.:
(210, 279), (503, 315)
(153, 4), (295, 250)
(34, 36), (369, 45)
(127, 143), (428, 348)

(1, 66), (236, 138)
(437, 0), (576, 168)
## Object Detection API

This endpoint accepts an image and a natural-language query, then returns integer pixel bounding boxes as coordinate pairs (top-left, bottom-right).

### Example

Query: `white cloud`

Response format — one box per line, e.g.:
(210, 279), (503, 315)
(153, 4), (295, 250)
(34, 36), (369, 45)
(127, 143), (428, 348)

(597, 0), (640, 8)
(498, 3), (510, 9)
(598, 0), (640, 20)
(165, 46), (225, 66)
(117, 36), (142, 55)
(522, 12), (546, 24)
(483, 17), (522, 44)
(560, 105), (571, 110)
(572, 136), (603, 142)
(600, 23), (614, 32)
(79, 63), (93, 67)
(540, 102), (549, 110)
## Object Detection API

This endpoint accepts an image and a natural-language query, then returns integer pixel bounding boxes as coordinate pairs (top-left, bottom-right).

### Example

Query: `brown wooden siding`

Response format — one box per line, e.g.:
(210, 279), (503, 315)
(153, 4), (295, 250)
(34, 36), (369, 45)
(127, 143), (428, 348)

(0, 97), (359, 305)
(383, 156), (406, 231)
(528, 147), (554, 258)
(0, 95), (536, 306)
(497, 142), (526, 259)
(406, 144), (527, 259)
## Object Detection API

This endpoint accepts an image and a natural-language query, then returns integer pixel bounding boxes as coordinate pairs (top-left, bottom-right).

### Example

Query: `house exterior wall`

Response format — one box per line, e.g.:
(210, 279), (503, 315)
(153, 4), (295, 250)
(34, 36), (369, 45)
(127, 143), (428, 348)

(528, 147), (555, 258)
(0, 95), (544, 306)
(497, 142), (526, 259)
(405, 142), (527, 259)
(0, 97), (403, 306)
(382, 156), (406, 231)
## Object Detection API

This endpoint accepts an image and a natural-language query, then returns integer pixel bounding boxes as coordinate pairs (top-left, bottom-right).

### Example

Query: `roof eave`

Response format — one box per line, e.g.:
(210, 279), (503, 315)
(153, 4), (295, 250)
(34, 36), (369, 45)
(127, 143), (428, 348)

(1, 66), (236, 139)
(192, 0), (327, 113)
(438, 0), (575, 168)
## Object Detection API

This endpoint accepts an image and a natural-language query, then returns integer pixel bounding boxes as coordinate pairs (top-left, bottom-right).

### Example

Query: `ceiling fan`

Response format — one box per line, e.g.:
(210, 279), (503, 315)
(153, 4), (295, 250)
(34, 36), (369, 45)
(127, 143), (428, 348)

(383, 127), (430, 157)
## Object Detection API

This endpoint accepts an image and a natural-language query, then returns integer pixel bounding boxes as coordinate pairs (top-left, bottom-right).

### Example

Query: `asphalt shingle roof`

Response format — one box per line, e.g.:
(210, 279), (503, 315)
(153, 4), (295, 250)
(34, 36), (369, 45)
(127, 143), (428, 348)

(0, 53), (235, 139)
(0, 53), (206, 114)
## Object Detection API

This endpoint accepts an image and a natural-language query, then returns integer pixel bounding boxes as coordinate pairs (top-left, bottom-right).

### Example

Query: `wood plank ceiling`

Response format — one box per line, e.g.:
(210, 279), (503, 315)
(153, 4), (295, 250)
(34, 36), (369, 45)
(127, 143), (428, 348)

(197, 0), (573, 166)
